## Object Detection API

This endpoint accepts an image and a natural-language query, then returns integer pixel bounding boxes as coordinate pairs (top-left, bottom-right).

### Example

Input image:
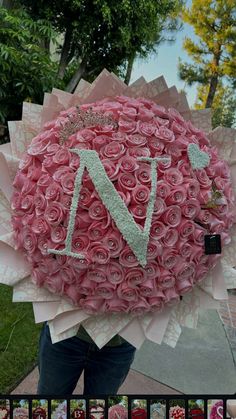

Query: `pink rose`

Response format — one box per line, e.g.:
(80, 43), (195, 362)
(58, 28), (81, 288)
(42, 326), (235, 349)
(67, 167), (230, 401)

(168, 107), (185, 124)
(19, 153), (34, 171)
(21, 178), (36, 195)
(176, 241), (192, 259)
(195, 264), (209, 283)
(118, 119), (136, 133)
(20, 227), (37, 253)
(171, 121), (186, 136)
(139, 278), (156, 297)
(117, 172), (137, 191)
(192, 227), (206, 245)
(77, 128), (96, 142)
(89, 200), (108, 220)
(164, 288), (180, 305)
(78, 274), (96, 295)
(38, 236), (53, 255)
(45, 182), (62, 201)
(185, 179), (200, 199)
(148, 296), (164, 312)
(61, 173), (75, 195)
(132, 184), (150, 204)
(153, 197), (166, 217)
(46, 272), (65, 294)
(130, 204), (147, 220)
(138, 107), (154, 122)
(65, 285), (82, 306)
(78, 187), (94, 209)
(118, 190), (131, 206)
(119, 156), (139, 172)
(90, 244), (110, 264)
(100, 142), (125, 161)
(165, 187), (186, 205)
(119, 246), (139, 267)
(79, 296), (105, 314)
(28, 131), (52, 156)
(88, 221), (108, 241)
(44, 202), (64, 226)
(96, 280), (116, 299)
(53, 166), (74, 182)
(102, 159), (120, 181)
(161, 228), (178, 247)
(46, 143), (60, 155)
(42, 156), (57, 175)
(87, 267), (107, 282)
(117, 282), (138, 301)
(164, 168), (183, 186)
(165, 142), (183, 160)
(158, 248), (179, 270)
(104, 297), (128, 312)
(157, 269), (175, 289)
(77, 210), (93, 229)
(103, 229), (125, 257)
(181, 199), (200, 219)
(70, 153), (80, 170)
(161, 205), (182, 227)
(37, 173), (51, 190)
(126, 134), (147, 147)
(92, 135), (111, 151)
(128, 147), (151, 158)
(149, 137), (165, 155)
(145, 261), (160, 279)
(106, 261), (124, 284)
(155, 126), (175, 143)
(173, 261), (195, 282)
(195, 169), (212, 188)
(61, 194), (72, 211)
(71, 255), (91, 271)
(147, 240), (163, 259)
(121, 106), (137, 121)
(27, 165), (42, 181)
(156, 180), (171, 199)
(72, 233), (90, 253)
(137, 121), (156, 137)
(32, 267), (45, 287)
(136, 163), (151, 185)
(150, 220), (168, 239)
(60, 266), (76, 284)
(176, 278), (193, 294)
(32, 217), (49, 235)
(151, 104), (169, 118)
(51, 225), (67, 243)
(125, 267), (146, 287)
(177, 160), (192, 176)
(21, 195), (34, 212)
(11, 192), (21, 211)
(129, 298), (151, 315)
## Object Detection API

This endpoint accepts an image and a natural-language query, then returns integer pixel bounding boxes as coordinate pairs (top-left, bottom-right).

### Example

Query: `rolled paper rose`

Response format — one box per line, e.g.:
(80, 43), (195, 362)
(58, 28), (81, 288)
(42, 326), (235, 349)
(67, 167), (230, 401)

(106, 261), (124, 284)
(117, 281), (139, 301)
(125, 267), (147, 288)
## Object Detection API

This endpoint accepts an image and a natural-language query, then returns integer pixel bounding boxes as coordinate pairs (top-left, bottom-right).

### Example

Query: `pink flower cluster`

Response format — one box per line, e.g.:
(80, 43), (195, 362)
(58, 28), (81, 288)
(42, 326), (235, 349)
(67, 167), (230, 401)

(210, 401), (223, 419)
(11, 96), (235, 314)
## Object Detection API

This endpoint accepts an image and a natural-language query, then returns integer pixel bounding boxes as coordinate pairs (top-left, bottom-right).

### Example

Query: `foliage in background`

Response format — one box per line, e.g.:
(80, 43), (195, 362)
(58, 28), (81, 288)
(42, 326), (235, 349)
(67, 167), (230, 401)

(18, 0), (184, 90)
(179, 0), (236, 108)
(195, 83), (236, 128)
(70, 400), (86, 411)
(108, 397), (128, 408)
(169, 400), (185, 408)
(0, 284), (42, 393)
(0, 6), (57, 127)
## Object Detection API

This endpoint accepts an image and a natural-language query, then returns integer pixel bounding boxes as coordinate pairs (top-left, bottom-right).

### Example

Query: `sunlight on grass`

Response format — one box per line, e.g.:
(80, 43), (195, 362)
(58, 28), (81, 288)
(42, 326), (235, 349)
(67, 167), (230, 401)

(0, 284), (42, 393)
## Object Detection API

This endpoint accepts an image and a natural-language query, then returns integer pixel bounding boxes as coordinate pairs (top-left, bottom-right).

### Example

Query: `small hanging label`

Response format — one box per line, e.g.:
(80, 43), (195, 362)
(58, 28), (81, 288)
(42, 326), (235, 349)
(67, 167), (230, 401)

(204, 234), (222, 255)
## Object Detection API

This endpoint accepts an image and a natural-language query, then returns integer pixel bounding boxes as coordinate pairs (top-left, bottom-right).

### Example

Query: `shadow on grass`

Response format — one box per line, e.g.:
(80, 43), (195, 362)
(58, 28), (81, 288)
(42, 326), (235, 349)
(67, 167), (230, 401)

(0, 284), (42, 393)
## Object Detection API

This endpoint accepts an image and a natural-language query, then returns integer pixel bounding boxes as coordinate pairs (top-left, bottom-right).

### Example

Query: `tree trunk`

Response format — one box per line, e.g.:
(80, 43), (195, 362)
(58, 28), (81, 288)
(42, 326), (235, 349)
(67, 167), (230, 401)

(57, 26), (73, 80)
(124, 54), (135, 85)
(205, 75), (218, 108)
(65, 57), (87, 93)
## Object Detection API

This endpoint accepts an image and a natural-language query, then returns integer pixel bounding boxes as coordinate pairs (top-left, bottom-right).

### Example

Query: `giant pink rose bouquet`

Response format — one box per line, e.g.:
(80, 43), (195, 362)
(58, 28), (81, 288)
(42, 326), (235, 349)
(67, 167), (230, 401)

(1, 70), (236, 348)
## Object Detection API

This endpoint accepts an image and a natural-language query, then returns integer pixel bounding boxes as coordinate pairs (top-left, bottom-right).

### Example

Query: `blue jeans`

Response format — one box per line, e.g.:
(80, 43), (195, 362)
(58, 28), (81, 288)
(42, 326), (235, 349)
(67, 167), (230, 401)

(37, 324), (136, 395)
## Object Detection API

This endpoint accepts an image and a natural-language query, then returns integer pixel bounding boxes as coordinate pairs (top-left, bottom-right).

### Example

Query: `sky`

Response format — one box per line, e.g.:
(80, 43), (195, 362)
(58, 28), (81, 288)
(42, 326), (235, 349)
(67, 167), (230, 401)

(130, 5), (198, 108)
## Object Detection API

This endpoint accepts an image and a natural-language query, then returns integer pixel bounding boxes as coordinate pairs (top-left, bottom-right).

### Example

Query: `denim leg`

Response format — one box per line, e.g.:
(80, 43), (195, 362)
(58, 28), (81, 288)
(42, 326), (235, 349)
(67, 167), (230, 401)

(37, 324), (89, 395)
(83, 341), (136, 395)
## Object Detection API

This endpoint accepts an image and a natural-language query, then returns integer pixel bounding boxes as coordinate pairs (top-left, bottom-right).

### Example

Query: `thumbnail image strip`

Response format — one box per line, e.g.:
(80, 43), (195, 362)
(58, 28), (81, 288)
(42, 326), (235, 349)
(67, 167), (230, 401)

(108, 396), (128, 419)
(188, 399), (204, 419)
(150, 399), (166, 419)
(70, 399), (86, 419)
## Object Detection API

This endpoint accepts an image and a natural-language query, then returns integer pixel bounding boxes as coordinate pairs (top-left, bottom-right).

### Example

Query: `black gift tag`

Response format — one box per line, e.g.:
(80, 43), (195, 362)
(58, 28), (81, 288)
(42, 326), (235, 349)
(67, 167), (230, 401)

(204, 234), (221, 255)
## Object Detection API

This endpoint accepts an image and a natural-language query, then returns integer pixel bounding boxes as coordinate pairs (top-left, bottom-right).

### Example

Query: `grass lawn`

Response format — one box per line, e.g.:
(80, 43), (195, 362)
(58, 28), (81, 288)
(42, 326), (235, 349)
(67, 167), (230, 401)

(0, 284), (42, 393)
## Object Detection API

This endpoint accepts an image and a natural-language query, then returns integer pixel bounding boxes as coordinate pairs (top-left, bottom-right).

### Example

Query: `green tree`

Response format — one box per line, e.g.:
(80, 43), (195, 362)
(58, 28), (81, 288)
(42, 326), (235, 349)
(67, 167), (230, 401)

(179, 0), (236, 108)
(18, 0), (183, 91)
(195, 82), (236, 128)
(0, 6), (57, 128)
